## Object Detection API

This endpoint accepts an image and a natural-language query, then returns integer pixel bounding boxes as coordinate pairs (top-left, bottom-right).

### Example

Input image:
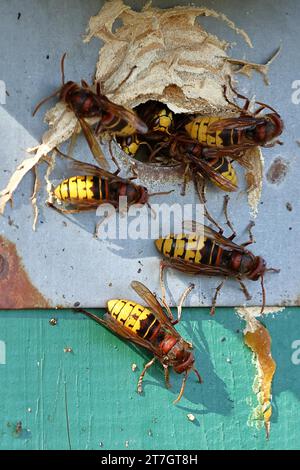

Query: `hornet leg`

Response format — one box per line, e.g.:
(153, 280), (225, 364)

(223, 84), (245, 113)
(210, 279), (227, 315)
(137, 357), (156, 394)
(181, 163), (190, 196)
(173, 370), (188, 404)
(226, 75), (252, 114)
(241, 221), (255, 247)
(238, 280), (252, 301)
(223, 195), (236, 239)
(193, 368), (203, 384)
(195, 176), (224, 234)
(164, 366), (171, 389)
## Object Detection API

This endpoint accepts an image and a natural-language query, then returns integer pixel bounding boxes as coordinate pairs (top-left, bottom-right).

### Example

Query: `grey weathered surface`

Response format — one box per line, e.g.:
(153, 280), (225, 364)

(0, 0), (299, 307)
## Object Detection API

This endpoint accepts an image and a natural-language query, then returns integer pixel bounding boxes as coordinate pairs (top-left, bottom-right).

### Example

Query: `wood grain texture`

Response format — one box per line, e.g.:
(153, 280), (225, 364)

(0, 308), (299, 450)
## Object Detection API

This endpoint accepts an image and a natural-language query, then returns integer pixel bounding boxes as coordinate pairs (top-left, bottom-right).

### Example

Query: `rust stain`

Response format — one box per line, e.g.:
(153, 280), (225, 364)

(0, 235), (49, 309)
(266, 157), (289, 185)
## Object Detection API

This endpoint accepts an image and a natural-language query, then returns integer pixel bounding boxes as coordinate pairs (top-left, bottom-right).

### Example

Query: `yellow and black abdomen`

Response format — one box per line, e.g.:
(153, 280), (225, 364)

(119, 135), (141, 157)
(207, 157), (238, 191)
(155, 233), (224, 266)
(103, 115), (137, 137)
(185, 117), (241, 148)
(185, 117), (222, 146)
(54, 175), (109, 202)
(150, 107), (174, 134)
(107, 299), (160, 340)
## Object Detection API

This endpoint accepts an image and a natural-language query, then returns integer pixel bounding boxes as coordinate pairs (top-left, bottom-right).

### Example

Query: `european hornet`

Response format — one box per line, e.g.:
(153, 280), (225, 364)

(118, 103), (238, 193)
(117, 101), (174, 158)
(141, 101), (174, 135)
(51, 158), (150, 214)
(155, 198), (279, 315)
(33, 54), (148, 169)
(118, 103), (239, 231)
(48, 121), (171, 233)
(77, 280), (202, 404)
(183, 81), (284, 152)
(119, 134), (142, 158)
(165, 133), (238, 193)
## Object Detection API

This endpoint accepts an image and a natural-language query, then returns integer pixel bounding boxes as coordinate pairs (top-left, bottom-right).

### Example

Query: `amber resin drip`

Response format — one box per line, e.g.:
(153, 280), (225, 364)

(244, 321), (276, 439)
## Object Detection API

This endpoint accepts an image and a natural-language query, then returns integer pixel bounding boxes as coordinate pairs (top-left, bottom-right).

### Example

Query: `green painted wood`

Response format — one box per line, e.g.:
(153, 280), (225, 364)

(0, 308), (299, 450)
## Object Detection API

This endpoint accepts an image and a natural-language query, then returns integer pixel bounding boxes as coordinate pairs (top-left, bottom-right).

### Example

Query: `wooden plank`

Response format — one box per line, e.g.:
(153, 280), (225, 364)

(0, 308), (299, 450)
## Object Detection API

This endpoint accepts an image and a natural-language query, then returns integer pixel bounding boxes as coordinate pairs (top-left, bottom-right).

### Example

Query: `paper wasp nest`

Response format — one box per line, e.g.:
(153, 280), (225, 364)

(85, 0), (252, 113)
(0, 0), (264, 216)
(85, 0), (264, 216)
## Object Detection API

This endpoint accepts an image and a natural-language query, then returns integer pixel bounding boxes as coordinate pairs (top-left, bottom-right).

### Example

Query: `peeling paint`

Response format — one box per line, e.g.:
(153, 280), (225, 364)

(236, 306), (285, 321)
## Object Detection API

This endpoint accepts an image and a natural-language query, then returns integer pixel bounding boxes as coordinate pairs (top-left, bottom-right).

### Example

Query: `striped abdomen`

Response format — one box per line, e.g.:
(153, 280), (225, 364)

(54, 175), (110, 202)
(54, 176), (145, 206)
(206, 157), (238, 191)
(155, 234), (231, 267)
(101, 113), (137, 137)
(185, 117), (242, 148)
(119, 135), (141, 156)
(156, 234), (261, 278)
(150, 108), (174, 134)
(107, 299), (162, 341)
